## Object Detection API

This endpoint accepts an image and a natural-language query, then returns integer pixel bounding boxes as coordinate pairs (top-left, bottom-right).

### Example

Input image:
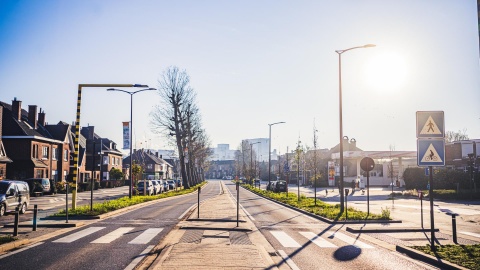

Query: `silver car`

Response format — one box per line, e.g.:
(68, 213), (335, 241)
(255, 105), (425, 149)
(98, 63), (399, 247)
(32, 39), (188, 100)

(0, 180), (30, 216)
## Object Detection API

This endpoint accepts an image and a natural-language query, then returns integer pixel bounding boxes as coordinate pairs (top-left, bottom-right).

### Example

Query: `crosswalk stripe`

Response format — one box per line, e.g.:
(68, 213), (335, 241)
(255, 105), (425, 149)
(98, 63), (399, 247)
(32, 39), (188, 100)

(327, 231), (373, 249)
(460, 231), (480, 238)
(53, 227), (105, 243)
(128, 228), (164, 244)
(299, 232), (337, 248)
(270, 231), (301, 247)
(91, 227), (135, 244)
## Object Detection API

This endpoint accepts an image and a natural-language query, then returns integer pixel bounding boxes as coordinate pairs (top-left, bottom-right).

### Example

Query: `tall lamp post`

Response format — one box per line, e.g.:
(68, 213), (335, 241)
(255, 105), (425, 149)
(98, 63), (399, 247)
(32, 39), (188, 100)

(250, 141), (260, 185)
(107, 87), (156, 199)
(335, 44), (375, 212)
(268, 122), (285, 187)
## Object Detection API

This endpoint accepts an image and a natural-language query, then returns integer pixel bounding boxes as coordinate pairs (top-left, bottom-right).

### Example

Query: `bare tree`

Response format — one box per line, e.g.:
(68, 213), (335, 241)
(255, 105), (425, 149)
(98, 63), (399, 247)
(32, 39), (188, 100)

(445, 129), (469, 143)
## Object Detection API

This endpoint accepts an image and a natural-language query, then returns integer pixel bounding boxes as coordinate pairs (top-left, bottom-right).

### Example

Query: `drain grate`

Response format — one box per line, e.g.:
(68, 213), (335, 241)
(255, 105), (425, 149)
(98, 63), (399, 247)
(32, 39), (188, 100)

(179, 229), (203, 244)
(230, 231), (252, 245)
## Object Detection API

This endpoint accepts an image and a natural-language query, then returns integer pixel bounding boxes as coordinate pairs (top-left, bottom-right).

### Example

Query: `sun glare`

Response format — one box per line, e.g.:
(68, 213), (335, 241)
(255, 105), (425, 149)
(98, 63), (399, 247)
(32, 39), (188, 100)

(364, 52), (408, 93)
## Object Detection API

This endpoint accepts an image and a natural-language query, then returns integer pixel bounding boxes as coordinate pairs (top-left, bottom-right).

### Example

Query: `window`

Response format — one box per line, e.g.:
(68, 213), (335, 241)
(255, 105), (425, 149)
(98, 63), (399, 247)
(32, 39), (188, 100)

(52, 170), (58, 181)
(64, 170), (68, 180)
(64, 150), (68, 161)
(42, 146), (49, 159)
(32, 144), (38, 158)
(36, 169), (43, 178)
(52, 147), (58, 160)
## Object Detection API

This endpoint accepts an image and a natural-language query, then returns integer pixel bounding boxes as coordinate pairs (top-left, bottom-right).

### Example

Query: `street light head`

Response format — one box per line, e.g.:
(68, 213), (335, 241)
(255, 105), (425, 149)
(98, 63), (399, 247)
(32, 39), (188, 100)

(363, 44), (376, 48)
(133, 84), (149, 87)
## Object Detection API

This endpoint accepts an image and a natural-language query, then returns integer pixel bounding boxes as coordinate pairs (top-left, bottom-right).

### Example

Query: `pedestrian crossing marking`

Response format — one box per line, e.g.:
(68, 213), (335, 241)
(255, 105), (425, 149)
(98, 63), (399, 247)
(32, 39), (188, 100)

(128, 228), (164, 244)
(270, 231), (301, 247)
(53, 227), (105, 243)
(420, 143), (443, 163)
(419, 116), (442, 135)
(327, 231), (373, 248)
(299, 232), (337, 248)
(91, 227), (135, 244)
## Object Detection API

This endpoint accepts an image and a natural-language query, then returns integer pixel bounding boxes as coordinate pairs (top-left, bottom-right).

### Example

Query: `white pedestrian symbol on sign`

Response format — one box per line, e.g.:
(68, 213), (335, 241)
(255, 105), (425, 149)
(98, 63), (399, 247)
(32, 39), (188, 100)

(420, 143), (443, 163)
(420, 116), (441, 135)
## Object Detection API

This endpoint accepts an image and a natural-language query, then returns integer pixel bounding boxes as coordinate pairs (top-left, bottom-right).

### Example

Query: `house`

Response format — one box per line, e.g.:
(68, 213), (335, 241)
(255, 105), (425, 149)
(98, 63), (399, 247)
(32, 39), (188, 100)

(0, 98), (70, 182)
(445, 139), (479, 172)
(123, 149), (173, 180)
(0, 106), (13, 180)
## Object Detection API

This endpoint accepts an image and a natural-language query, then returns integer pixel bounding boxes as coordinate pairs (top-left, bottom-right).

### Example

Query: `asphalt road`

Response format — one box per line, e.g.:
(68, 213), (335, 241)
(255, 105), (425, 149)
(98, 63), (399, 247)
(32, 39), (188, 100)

(227, 182), (439, 270)
(0, 182), (220, 269)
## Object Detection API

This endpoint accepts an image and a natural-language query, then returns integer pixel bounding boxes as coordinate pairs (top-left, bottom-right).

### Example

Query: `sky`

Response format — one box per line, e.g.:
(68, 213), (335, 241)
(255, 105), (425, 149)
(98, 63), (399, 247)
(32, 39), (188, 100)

(0, 0), (479, 156)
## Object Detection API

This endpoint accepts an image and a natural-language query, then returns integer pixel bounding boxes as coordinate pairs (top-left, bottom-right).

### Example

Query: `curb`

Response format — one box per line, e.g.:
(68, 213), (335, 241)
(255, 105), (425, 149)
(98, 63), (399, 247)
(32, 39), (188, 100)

(346, 226), (440, 233)
(3, 222), (83, 228)
(0, 238), (29, 253)
(243, 187), (401, 224)
(396, 245), (469, 270)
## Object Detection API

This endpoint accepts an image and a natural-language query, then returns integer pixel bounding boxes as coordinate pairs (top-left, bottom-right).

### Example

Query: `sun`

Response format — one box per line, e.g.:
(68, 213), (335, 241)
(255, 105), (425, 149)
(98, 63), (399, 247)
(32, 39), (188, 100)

(364, 52), (408, 93)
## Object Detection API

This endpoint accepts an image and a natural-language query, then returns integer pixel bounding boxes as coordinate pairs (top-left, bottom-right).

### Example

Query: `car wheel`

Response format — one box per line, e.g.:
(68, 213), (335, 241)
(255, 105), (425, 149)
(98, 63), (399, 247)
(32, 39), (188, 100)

(0, 203), (5, 216)
(20, 203), (27, 214)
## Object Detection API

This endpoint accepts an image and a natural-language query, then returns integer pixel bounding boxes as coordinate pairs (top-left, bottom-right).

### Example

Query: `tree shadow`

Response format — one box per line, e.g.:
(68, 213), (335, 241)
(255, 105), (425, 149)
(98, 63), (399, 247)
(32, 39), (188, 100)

(333, 245), (362, 261)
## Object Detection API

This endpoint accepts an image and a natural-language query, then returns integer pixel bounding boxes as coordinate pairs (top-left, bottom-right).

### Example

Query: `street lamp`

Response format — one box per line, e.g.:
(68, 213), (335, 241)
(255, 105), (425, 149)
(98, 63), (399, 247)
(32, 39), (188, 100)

(70, 84), (149, 209)
(107, 87), (156, 199)
(268, 121), (285, 187)
(250, 141), (260, 185)
(335, 44), (375, 212)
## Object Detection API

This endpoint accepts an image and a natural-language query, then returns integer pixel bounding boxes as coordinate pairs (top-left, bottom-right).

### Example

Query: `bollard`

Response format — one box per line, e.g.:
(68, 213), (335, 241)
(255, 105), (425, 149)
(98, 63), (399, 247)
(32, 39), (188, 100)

(13, 207), (19, 236)
(33, 204), (38, 231)
(197, 186), (201, 218)
(344, 189), (350, 221)
(452, 213), (458, 244)
(65, 184), (69, 223)
(236, 182), (240, 227)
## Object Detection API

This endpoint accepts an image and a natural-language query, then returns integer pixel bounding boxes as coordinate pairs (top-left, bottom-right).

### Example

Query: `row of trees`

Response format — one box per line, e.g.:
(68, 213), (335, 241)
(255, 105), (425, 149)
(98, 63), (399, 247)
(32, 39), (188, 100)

(151, 66), (212, 189)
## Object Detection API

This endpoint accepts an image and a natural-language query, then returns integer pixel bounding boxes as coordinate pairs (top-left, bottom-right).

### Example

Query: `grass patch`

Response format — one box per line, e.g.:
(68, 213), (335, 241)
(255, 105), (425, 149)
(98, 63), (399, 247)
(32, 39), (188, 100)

(53, 182), (206, 217)
(243, 184), (389, 221)
(0, 235), (17, 245)
(412, 244), (480, 270)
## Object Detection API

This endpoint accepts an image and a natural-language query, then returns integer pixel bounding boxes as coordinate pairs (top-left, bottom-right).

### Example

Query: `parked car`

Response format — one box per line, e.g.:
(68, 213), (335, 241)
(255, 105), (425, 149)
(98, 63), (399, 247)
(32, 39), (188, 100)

(137, 181), (154, 196)
(0, 180), (30, 216)
(266, 181), (277, 191)
(167, 180), (176, 190)
(275, 180), (287, 192)
(162, 180), (169, 192)
(23, 178), (51, 196)
(151, 180), (162, 195)
(175, 179), (183, 187)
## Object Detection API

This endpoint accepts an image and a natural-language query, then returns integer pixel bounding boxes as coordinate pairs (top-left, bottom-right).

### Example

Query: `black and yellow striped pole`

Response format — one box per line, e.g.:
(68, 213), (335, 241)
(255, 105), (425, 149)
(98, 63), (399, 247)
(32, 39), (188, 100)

(71, 84), (148, 209)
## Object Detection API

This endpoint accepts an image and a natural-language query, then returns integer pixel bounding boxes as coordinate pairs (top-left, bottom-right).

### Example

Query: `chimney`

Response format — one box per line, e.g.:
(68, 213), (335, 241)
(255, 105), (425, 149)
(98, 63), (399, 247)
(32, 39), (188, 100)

(38, 108), (46, 126)
(155, 152), (159, 158)
(12, 97), (22, 121)
(342, 136), (349, 150)
(28, 105), (38, 129)
(160, 155), (162, 159)
(350, 138), (356, 149)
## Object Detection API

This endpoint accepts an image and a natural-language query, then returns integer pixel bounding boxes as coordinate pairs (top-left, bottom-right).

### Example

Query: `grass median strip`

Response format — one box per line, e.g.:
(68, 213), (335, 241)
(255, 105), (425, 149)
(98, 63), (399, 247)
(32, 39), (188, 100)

(0, 235), (17, 245)
(243, 184), (390, 221)
(411, 244), (480, 270)
(52, 182), (206, 217)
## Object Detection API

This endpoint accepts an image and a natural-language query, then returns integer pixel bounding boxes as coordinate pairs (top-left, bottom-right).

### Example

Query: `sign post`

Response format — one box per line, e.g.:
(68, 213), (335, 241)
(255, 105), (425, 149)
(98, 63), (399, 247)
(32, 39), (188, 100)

(416, 111), (445, 252)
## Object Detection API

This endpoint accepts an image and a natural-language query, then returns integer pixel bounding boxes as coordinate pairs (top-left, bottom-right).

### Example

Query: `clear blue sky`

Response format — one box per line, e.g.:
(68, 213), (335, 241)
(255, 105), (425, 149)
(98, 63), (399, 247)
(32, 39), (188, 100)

(1, 0), (479, 155)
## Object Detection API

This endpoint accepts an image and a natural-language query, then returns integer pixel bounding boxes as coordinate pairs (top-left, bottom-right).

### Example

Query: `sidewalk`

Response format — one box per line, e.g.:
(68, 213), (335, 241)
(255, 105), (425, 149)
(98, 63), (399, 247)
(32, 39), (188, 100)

(147, 183), (282, 270)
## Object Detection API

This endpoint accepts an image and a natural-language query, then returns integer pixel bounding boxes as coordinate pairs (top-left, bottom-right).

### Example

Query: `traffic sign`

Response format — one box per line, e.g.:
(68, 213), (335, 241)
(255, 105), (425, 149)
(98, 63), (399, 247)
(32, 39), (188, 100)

(283, 162), (290, 172)
(417, 138), (445, 167)
(360, 157), (375, 172)
(416, 111), (444, 138)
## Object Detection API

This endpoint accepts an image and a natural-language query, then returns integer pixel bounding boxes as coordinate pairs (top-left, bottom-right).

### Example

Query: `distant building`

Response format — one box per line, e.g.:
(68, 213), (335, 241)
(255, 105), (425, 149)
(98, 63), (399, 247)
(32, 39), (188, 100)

(209, 144), (237, 161)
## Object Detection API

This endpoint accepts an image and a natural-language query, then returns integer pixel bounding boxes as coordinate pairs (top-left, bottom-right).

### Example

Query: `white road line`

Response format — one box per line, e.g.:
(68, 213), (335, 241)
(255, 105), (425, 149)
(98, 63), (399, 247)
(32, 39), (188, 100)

(327, 231), (373, 249)
(124, 245), (155, 270)
(460, 231), (480, 238)
(270, 231), (301, 248)
(53, 227), (105, 243)
(277, 250), (300, 270)
(0, 242), (44, 260)
(300, 231), (337, 248)
(178, 204), (196, 220)
(91, 227), (135, 244)
(128, 228), (164, 244)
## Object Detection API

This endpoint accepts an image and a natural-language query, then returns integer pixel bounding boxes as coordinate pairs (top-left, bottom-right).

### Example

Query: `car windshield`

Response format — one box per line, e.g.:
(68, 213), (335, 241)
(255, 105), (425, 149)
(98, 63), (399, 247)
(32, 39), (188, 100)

(0, 182), (9, 194)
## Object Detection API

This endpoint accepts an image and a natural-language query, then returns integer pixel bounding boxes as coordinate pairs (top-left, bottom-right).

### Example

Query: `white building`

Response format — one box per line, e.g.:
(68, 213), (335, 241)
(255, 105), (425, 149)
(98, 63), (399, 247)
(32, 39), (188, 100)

(209, 144), (237, 161)
(244, 138), (278, 162)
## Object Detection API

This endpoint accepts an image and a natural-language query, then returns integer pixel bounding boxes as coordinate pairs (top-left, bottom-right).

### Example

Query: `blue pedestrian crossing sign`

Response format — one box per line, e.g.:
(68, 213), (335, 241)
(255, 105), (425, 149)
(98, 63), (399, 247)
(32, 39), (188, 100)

(416, 111), (444, 138)
(417, 138), (445, 167)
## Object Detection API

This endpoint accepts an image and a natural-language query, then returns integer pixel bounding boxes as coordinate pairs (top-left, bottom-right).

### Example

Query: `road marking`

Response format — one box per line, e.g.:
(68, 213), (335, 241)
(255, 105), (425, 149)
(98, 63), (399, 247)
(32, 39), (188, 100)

(53, 227), (105, 243)
(0, 242), (44, 260)
(270, 231), (301, 247)
(124, 245), (155, 270)
(299, 231), (337, 248)
(460, 231), (480, 239)
(277, 250), (300, 270)
(91, 227), (135, 244)
(178, 204), (196, 220)
(327, 231), (373, 249)
(129, 228), (164, 244)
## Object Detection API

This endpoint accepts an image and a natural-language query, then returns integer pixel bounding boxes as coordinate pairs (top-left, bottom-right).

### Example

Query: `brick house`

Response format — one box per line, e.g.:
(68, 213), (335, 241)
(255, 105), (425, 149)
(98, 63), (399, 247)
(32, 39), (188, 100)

(123, 149), (173, 180)
(0, 98), (70, 182)
(0, 106), (13, 180)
